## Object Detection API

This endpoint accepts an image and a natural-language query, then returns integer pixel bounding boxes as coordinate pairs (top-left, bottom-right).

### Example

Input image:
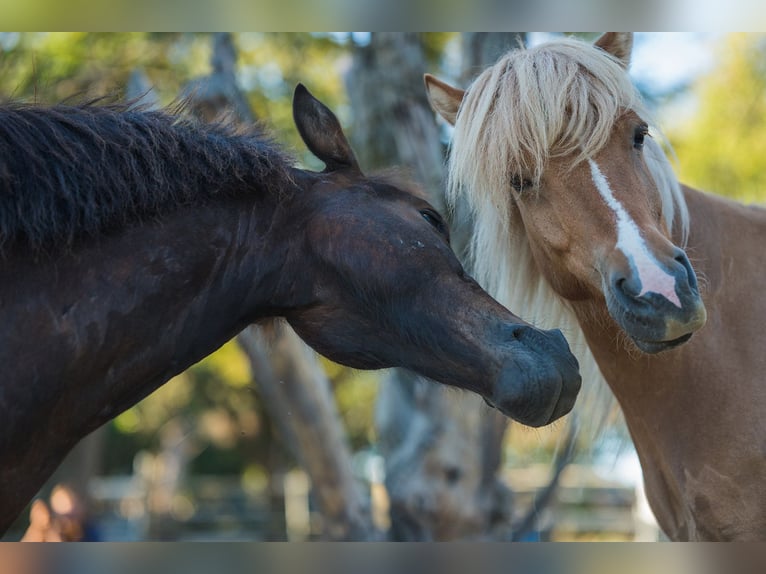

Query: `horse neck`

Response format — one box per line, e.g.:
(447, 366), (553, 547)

(571, 187), (766, 464)
(566, 185), (766, 539)
(567, 185), (748, 412)
(1, 182), (310, 451)
(0, 176), (319, 533)
(84, 191), (310, 403)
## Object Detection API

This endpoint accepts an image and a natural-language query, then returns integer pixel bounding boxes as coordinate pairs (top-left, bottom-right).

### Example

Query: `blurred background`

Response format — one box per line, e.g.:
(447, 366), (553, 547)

(2, 32), (765, 542)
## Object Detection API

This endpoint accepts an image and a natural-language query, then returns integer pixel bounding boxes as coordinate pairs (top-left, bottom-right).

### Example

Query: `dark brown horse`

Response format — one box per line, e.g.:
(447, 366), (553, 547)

(0, 84), (581, 533)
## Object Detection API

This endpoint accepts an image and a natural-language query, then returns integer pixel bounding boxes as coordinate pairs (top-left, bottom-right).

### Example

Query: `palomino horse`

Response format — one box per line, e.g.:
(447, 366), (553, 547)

(0, 84), (581, 534)
(425, 33), (766, 540)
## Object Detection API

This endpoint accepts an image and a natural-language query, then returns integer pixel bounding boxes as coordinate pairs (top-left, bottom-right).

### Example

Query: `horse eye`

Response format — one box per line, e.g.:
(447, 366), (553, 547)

(511, 175), (533, 193)
(420, 209), (449, 239)
(634, 124), (649, 149)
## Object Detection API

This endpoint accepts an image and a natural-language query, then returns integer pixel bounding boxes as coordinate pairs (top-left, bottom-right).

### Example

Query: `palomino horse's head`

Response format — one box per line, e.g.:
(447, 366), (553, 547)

(286, 84), (581, 426)
(425, 33), (706, 354)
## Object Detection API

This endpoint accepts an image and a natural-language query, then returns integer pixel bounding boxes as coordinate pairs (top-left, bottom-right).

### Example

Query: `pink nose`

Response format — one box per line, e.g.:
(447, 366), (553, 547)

(611, 247), (696, 310)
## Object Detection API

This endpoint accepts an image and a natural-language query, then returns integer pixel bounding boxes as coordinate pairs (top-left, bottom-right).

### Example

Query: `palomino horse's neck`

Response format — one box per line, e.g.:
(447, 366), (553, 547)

(0, 190), (300, 533)
(569, 185), (766, 540)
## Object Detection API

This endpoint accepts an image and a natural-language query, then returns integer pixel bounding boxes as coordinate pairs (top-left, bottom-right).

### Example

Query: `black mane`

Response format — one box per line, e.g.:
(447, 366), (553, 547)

(0, 101), (294, 252)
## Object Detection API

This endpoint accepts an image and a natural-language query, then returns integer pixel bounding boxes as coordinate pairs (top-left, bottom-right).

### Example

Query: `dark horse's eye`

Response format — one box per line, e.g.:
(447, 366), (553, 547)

(634, 123), (649, 149)
(420, 209), (449, 240)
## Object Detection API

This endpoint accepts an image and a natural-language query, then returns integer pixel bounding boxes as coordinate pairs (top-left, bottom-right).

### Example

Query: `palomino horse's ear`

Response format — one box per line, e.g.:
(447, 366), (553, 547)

(292, 83), (360, 172)
(594, 32), (633, 69)
(424, 73), (465, 126)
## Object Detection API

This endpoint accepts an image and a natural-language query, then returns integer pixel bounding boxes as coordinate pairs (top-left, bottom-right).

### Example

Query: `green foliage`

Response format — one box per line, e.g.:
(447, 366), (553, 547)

(0, 32), (348, 165)
(237, 32), (348, 168)
(320, 358), (380, 450)
(421, 32), (456, 67)
(669, 34), (766, 203)
(0, 33), (208, 103)
(103, 339), (382, 476)
(106, 340), (268, 475)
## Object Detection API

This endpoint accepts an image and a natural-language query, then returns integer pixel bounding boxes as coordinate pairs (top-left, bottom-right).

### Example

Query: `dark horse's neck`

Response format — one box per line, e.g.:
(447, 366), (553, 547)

(0, 102), (293, 251)
(0, 105), (311, 531)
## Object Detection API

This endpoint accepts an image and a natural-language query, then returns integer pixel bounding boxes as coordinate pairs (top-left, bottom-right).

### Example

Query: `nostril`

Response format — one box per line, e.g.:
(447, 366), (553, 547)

(611, 271), (641, 299)
(511, 325), (563, 354)
(673, 248), (698, 291)
(502, 323), (524, 341)
(613, 274), (632, 296)
(672, 248), (690, 268)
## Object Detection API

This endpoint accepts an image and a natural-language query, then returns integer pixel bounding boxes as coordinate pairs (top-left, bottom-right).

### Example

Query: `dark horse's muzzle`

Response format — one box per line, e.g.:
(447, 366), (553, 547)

(485, 325), (581, 426)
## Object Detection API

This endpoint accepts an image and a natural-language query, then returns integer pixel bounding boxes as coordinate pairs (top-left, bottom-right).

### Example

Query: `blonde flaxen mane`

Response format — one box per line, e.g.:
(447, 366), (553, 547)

(446, 37), (690, 438)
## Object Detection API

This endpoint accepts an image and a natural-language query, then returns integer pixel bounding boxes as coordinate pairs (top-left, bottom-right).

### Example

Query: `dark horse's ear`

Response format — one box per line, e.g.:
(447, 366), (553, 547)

(292, 83), (361, 173)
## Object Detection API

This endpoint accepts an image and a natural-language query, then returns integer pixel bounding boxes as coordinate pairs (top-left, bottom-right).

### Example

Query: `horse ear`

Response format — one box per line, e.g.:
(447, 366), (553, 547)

(292, 83), (360, 172)
(594, 32), (633, 69)
(424, 73), (465, 126)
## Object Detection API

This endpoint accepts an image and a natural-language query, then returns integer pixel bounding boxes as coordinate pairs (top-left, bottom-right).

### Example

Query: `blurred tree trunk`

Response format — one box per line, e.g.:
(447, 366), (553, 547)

(346, 32), (525, 540)
(181, 33), (255, 124)
(237, 327), (374, 540)
(185, 33), (375, 541)
(460, 33), (525, 85)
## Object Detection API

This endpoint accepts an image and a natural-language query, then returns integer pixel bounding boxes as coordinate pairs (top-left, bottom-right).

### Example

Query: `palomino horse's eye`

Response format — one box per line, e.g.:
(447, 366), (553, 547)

(420, 209), (449, 241)
(634, 123), (649, 149)
(510, 175), (533, 193)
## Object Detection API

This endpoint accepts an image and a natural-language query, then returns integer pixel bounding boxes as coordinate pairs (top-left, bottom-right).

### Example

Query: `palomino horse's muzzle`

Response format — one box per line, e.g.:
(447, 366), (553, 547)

(605, 246), (707, 353)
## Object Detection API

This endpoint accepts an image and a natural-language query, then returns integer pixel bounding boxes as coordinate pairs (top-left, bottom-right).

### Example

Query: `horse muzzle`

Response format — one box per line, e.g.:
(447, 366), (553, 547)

(487, 326), (581, 427)
(605, 247), (707, 353)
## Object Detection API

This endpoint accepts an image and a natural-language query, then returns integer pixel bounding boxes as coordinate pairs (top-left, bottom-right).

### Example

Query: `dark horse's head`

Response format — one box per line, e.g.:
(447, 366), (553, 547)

(285, 85), (581, 427)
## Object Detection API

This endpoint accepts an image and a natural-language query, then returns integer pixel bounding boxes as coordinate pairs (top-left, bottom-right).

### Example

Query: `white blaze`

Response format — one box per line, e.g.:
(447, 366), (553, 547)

(588, 159), (682, 308)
